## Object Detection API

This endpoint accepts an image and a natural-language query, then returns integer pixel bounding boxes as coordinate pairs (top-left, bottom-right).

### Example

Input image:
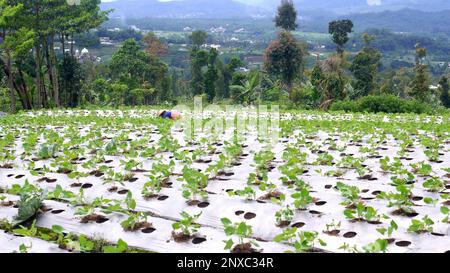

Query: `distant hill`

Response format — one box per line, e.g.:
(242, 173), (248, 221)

(101, 0), (271, 19)
(343, 9), (450, 34)
(243, 0), (450, 14)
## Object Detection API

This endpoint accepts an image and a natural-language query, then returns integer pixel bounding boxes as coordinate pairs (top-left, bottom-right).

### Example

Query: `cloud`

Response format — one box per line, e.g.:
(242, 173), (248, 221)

(367, 0), (382, 6)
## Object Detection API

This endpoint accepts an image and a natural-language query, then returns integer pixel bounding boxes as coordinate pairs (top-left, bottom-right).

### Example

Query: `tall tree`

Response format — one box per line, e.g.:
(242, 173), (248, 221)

(264, 31), (304, 94)
(204, 48), (218, 102)
(329, 19), (354, 57)
(0, 0), (23, 112)
(410, 45), (430, 102)
(349, 33), (382, 98)
(142, 32), (168, 57)
(189, 30), (208, 49)
(439, 76), (450, 108)
(274, 0), (297, 31)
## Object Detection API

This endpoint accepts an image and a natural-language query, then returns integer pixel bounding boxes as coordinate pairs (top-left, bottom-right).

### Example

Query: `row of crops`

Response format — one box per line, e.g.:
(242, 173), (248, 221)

(0, 109), (449, 253)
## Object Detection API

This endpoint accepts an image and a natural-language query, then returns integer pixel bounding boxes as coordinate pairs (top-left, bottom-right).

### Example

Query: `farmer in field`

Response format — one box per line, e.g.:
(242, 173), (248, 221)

(157, 110), (183, 121)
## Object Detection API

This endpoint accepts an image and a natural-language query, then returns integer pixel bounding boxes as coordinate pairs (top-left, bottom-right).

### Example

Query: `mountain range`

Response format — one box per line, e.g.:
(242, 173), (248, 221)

(101, 0), (450, 18)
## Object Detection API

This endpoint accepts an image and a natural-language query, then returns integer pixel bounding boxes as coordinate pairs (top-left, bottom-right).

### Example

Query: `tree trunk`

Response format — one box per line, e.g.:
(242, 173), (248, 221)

(35, 45), (45, 108)
(61, 33), (65, 55)
(50, 35), (60, 107)
(70, 33), (74, 57)
(6, 51), (16, 113)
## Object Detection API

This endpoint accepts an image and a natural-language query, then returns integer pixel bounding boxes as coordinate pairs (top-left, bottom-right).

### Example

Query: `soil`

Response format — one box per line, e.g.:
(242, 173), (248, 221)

(143, 194), (159, 200)
(57, 168), (72, 174)
(392, 209), (419, 218)
(231, 243), (261, 253)
(197, 202), (210, 208)
(108, 186), (118, 193)
(161, 178), (172, 188)
(70, 183), (82, 188)
(243, 212), (256, 220)
(291, 222), (305, 228)
(323, 230), (340, 236)
(124, 222), (153, 232)
(80, 214), (109, 224)
(0, 164), (14, 169)
(395, 241), (411, 247)
(1, 201), (15, 207)
(187, 200), (201, 206)
(157, 195), (169, 201)
(343, 231), (357, 238)
(258, 190), (283, 201)
(192, 237), (207, 244)
(276, 221), (291, 228)
(172, 231), (194, 243)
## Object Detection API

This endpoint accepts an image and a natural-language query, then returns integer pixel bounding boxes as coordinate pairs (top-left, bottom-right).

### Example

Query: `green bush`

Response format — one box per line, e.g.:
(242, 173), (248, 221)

(330, 95), (433, 114)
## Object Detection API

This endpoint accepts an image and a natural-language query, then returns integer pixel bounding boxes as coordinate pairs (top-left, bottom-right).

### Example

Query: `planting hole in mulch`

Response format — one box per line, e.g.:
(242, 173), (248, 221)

(372, 190), (382, 196)
(172, 231), (193, 243)
(80, 214), (109, 224)
(70, 183), (82, 188)
(431, 233), (445, 237)
(187, 200), (201, 206)
(392, 209), (419, 218)
(325, 185), (333, 189)
(51, 210), (65, 214)
(192, 237), (207, 244)
(395, 241), (411, 247)
(309, 210), (322, 215)
(276, 221), (291, 228)
(197, 202), (210, 208)
(46, 178), (57, 183)
(81, 183), (93, 189)
(412, 196), (423, 201)
(231, 243), (260, 254)
(291, 222), (305, 228)
(15, 175), (25, 179)
(361, 189), (370, 193)
(244, 212), (256, 220)
(315, 201), (327, 206)
(142, 228), (156, 234)
(7, 174), (14, 177)
(235, 210), (245, 216)
(117, 189), (129, 195)
(343, 231), (357, 238)
(128, 177), (139, 183)
(108, 186), (118, 193)
(157, 195), (169, 201)
(323, 230), (340, 236)
(387, 238), (396, 244)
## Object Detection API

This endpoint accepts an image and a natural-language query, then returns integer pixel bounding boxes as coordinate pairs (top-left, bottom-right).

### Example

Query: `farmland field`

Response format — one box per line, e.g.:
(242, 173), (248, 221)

(0, 109), (449, 253)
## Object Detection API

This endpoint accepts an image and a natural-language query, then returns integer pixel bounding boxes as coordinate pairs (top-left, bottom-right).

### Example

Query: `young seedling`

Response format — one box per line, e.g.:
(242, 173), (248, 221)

(179, 166), (209, 205)
(344, 203), (381, 223)
(335, 182), (361, 208)
(228, 186), (256, 201)
(103, 239), (129, 253)
(323, 220), (342, 236)
(172, 211), (202, 242)
(221, 218), (260, 253)
(275, 206), (294, 227)
(291, 188), (314, 210)
(422, 177), (445, 193)
(407, 215), (434, 234)
(274, 228), (326, 253)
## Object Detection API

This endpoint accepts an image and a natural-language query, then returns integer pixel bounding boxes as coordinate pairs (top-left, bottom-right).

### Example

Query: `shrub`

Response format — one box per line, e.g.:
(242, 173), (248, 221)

(330, 95), (433, 114)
